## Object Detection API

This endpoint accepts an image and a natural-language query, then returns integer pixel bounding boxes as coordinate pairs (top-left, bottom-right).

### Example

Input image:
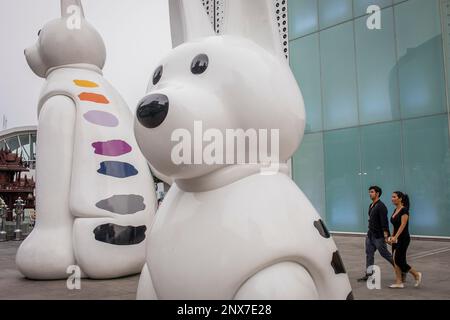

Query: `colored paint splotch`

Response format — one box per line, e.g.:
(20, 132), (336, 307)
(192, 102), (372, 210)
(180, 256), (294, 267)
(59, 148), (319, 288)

(97, 161), (138, 178)
(79, 92), (110, 104)
(92, 140), (132, 157)
(95, 194), (146, 215)
(93, 224), (147, 246)
(73, 79), (99, 88)
(83, 110), (119, 127)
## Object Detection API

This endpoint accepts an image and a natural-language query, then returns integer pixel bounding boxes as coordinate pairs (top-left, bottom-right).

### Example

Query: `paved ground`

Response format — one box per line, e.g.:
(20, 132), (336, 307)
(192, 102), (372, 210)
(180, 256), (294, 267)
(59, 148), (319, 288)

(0, 240), (138, 300)
(0, 235), (449, 300)
(336, 235), (450, 300)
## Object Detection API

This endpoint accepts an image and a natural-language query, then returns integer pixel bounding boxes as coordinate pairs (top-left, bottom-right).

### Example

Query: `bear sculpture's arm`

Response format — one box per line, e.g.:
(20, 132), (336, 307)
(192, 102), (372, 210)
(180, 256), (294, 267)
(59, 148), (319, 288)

(16, 95), (77, 279)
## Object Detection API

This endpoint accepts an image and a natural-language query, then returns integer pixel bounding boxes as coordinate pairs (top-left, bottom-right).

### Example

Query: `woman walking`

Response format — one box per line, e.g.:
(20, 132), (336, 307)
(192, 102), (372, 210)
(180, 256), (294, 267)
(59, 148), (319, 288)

(388, 191), (422, 289)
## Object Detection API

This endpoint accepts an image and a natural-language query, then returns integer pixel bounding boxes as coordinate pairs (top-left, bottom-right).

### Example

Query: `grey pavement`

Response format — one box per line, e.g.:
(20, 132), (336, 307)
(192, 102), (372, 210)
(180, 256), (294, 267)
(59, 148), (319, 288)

(337, 234), (450, 300)
(0, 240), (138, 300)
(0, 235), (449, 300)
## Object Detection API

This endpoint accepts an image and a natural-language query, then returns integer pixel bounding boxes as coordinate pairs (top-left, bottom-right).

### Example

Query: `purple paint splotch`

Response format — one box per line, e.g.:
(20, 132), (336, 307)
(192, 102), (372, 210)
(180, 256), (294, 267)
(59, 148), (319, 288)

(83, 111), (119, 127)
(92, 140), (132, 157)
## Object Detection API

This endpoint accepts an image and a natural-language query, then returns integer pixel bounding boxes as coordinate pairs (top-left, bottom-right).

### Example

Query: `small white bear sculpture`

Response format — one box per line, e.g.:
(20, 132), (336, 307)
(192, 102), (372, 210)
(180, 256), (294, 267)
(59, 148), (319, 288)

(16, 0), (156, 280)
(134, 0), (353, 299)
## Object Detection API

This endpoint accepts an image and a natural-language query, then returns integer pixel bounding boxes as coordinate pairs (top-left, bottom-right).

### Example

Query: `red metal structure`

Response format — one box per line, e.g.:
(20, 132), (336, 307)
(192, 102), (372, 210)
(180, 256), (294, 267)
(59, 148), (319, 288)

(0, 148), (35, 220)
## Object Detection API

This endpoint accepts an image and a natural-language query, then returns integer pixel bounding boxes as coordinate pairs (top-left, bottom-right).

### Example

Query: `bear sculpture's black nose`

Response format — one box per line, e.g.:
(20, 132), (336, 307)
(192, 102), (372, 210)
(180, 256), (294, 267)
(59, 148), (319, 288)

(136, 94), (169, 128)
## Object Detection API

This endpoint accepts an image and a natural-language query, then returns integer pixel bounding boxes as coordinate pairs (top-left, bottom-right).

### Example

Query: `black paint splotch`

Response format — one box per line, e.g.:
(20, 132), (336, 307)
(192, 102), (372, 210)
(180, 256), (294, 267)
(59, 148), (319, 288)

(314, 219), (331, 238)
(331, 251), (347, 274)
(93, 224), (146, 245)
(97, 161), (138, 178)
(96, 195), (146, 215)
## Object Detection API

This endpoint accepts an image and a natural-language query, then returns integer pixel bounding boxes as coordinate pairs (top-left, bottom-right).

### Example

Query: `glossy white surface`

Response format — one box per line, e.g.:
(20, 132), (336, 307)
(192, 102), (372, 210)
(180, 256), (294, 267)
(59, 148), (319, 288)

(16, 0), (156, 280)
(138, 173), (352, 299)
(135, 0), (352, 299)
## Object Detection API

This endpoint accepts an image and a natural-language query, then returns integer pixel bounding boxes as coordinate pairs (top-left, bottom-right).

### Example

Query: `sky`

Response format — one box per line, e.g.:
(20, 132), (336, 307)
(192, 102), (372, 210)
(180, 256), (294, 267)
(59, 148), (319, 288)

(0, 0), (172, 130)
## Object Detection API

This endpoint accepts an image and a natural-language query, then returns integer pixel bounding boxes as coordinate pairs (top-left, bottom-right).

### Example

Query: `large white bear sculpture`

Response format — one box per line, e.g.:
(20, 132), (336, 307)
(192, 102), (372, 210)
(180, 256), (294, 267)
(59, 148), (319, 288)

(16, 0), (156, 280)
(134, 0), (353, 300)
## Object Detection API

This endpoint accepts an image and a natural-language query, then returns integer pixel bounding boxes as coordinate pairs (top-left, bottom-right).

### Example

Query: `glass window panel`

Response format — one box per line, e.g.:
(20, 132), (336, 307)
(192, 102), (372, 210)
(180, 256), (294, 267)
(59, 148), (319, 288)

(0, 140), (6, 151)
(6, 136), (19, 152)
(402, 115), (450, 237)
(290, 34), (323, 132)
(318, 0), (353, 29)
(30, 134), (36, 161)
(19, 134), (31, 160)
(320, 21), (359, 130)
(355, 8), (400, 124)
(395, 0), (446, 118)
(441, 0), (450, 100)
(293, 132), (326, 217)
(360, 122), (404, 216)
(324, 127), (364, 232)
(19, 134), (30, 146)
(288, 0), (318, 39)
(353, 0), (392, 17)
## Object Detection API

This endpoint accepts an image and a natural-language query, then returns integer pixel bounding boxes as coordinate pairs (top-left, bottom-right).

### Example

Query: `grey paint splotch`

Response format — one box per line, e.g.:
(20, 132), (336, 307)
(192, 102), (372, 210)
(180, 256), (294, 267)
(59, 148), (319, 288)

(95, 194), (146, 214)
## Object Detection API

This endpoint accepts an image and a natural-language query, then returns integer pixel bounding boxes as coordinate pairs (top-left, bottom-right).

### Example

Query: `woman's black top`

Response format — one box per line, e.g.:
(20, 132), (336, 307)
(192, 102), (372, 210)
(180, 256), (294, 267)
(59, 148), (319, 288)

(390, 207), (410, 240)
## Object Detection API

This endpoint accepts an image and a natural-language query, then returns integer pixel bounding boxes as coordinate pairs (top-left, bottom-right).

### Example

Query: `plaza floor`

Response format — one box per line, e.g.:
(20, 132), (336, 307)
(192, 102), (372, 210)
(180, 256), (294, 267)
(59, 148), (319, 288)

(0, 235), (449, 300)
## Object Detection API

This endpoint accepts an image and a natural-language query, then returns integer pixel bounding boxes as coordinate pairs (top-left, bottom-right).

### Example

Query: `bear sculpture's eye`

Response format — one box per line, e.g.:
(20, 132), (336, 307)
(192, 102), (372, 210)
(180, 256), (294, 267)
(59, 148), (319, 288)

(191, 54), (209, 75)
(153, 65), (163, 85)
(38, 29), (42, 36)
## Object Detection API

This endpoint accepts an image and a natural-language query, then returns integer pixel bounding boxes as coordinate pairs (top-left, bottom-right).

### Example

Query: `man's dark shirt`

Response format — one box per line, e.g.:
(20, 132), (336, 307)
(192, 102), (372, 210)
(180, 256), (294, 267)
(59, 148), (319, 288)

(367, 200), (390, 239)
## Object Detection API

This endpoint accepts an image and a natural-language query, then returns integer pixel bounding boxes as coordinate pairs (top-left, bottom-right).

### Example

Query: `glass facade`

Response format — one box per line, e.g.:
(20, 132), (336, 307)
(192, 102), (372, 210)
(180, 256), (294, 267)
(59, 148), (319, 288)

(0, 131), (36, 169)
(289, 0), (450, 236)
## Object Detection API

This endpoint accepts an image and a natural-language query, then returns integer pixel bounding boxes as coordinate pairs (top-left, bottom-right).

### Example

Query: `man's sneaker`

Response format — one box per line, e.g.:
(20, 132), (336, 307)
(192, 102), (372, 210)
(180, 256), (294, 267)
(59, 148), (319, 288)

(357, 274), (372, 282)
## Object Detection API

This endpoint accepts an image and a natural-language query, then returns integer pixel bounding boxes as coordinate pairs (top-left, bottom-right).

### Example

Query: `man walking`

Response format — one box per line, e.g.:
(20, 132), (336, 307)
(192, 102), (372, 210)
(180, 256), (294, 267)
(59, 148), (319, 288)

(358, 186), (394, 282)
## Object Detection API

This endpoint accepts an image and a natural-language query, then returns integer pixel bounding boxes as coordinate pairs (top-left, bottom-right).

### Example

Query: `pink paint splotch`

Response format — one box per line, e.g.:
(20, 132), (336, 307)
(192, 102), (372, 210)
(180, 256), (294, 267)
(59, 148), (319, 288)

(92, 140), (132, 157)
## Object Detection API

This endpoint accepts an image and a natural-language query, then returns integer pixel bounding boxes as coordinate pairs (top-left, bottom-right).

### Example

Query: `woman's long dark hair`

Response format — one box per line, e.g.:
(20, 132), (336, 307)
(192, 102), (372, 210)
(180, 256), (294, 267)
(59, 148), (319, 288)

(394, 191), (410, 211)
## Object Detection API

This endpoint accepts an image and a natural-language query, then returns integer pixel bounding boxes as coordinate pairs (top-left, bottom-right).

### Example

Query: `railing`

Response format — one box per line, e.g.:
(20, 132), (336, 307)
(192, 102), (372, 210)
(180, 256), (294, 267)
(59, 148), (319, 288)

(0, 184), (34, 192)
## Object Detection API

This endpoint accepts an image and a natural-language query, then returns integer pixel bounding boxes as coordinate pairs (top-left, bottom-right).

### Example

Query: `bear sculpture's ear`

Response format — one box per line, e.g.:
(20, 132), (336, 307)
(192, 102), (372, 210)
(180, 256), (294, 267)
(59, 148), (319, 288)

(168, 0), (214, 48)
(222, 0), (284, 59)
